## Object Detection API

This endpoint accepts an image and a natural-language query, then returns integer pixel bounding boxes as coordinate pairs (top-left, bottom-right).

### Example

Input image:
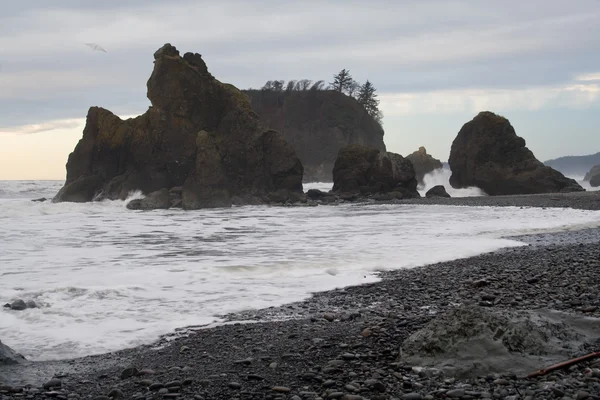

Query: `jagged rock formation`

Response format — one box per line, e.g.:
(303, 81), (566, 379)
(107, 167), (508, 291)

(584, 165), (600, 182)
(53, 44), (303, 209)
(591, 174), (600, 187)
(406, 146), (443, 183)
(331, 145), (419, 199)
(449, 112), (584, 195)
(426, 185), (451, 198)
(244, 90), (386, 182)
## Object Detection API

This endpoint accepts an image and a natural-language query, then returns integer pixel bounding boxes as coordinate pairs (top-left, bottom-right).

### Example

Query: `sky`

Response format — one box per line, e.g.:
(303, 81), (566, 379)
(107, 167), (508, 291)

(1, 0), (600, 179)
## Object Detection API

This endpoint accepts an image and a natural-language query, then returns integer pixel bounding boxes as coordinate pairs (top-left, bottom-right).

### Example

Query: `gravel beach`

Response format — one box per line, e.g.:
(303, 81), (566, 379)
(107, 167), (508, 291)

(2, 192), (600, 400)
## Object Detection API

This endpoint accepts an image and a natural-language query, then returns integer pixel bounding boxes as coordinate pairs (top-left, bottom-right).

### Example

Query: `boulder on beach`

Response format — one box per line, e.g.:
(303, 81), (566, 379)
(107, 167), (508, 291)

(244, 89), (386, 182)
(332, 145), (420, 198)
(401, 306), (600, 378)
(448, 112), (584, 195)
(53, 43), (303, 209)
(406, 146), (443, 183)
(425, 185), (451, 198)
(0, 340), (26, 365)
(584, 164), (600, 183)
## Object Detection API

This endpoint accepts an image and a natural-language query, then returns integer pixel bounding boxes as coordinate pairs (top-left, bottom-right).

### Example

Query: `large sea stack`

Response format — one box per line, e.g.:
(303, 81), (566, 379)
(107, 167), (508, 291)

(584, 164), (600, 182)
(449, 112), (584, 195)
(245, 90), (386, 182)
(406, 146), (443, 183)
(53, 44), (303, 208)
(332, 145), (419, 198)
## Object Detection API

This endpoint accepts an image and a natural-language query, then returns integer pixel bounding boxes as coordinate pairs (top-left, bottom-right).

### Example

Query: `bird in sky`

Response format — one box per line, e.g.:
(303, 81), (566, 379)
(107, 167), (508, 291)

(84, 43), (107, 53)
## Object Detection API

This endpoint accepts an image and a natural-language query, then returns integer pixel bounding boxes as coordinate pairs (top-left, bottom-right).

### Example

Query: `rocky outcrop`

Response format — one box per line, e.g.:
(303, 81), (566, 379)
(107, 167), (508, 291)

(0, 340), (25, 365)
(406, 147), (443, 183)
(449, 112), (584, 195)
(584, 165), (600, 182)
(53, 44), (303, 209)
(426, 185), (451, 198)
(591, 174), (600, 187)
(332, 145), (419, 199)
(245, 90), (385, 182)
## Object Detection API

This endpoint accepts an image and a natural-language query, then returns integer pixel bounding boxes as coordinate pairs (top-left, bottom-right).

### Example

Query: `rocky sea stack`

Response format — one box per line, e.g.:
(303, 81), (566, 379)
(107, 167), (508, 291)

(406, 146), (443, 183)
(53, 44), (303, 209)
(245, 90), (386, 182)
(332, 145), (419, 199)
(449, 112), (584, 195)
(584, 164), (600, 183)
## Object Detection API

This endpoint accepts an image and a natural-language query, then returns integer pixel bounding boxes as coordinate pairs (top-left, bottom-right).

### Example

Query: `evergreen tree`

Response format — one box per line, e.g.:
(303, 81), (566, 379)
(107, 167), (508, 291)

(357, 80), (382, 124)
(330, 69), (354, 93)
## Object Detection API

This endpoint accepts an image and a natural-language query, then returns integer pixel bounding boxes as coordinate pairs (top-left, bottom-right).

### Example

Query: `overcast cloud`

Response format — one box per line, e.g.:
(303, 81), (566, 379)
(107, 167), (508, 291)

(1, 0), (600, 177)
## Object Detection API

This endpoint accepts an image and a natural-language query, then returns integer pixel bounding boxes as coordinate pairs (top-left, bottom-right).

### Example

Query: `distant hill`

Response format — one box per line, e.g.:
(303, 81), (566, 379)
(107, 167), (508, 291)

(244, 89), (386, 182)
(544, 152), (600, 178)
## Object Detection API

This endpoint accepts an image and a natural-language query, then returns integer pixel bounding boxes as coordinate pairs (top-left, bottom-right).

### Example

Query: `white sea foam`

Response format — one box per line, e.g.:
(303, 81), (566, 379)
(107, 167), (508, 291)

(418, 169), (486, 197)
(1, 180), (599, 361)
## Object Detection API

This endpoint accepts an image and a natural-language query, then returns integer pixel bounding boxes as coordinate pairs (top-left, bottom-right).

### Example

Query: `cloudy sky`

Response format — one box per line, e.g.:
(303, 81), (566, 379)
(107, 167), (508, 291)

(1, 0), (600, 179)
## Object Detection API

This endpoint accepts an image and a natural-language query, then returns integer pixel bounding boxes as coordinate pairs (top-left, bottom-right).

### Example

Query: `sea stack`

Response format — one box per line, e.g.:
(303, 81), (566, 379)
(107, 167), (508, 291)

(449, 111), (584, 195)
(406, 146), (443, 183)
(332, 145), (420, 198)
(53, 44), (304, 209)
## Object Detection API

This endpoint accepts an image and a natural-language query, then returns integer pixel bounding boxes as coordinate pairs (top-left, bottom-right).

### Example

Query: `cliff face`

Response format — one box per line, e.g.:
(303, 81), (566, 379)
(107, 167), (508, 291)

(53, 44), (303, 208)
(449, 111), (583, 195)
(244, 90), (386, 182)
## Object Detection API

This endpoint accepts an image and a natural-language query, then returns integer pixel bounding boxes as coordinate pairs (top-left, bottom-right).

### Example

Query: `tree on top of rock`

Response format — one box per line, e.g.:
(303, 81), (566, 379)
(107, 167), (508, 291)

(330, 69), (355, 94)
(357, 80), (382, 124)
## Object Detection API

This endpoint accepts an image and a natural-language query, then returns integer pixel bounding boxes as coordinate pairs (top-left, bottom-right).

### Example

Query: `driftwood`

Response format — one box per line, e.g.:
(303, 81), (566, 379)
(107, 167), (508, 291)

(526, 352), (600, 379)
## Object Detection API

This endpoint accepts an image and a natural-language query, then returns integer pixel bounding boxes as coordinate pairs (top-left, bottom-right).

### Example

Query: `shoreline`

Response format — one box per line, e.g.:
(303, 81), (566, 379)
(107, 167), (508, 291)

(1, 227), (599, 398)
(1, 194), (600, 399)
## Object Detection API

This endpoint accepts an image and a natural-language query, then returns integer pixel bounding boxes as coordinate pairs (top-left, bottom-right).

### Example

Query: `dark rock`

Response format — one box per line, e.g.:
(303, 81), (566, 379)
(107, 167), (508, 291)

(31, 197), (47, 202)
(406, 147), (443, 183)
(449, 111), (584, 195)
(149, 383), (164, 391)
(590, 174), (600, 187)
(247, 374), (264, 381)
(165, 381), (182, 388)
(53, 44), (303, 208)
(0, 340), (25, 365)
(108, 388), (124, 399)
(402, 393), (422, 400)
(272, 386), (291, 393)
(446, 388), (465, 398)
(306, 189), (328, 200)
(584, 164), (600, 181)
(364, 379), (386, 392)
(126, 189), (171, 210)
(120, 367), (139, 379)
(323, 313), (335, 322)
(228, 382), (242, 390)
(43, 379), (62, 390)
(9, 300), (27, 311)
(332, 145), (419, 197)
(425, 185), (451, 198)
(245, 89), (385, 182)
(25, 300), (37, 308)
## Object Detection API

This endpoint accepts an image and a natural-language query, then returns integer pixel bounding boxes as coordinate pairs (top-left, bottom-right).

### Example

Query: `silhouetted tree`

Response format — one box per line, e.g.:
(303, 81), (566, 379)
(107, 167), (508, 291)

(261, 80), (274, 91)
(310, 80), (325, 91)
(346, 79), (360, 97)
(296, 79), (313, 91)
(286, 80), (297, 92)
(357, 80), (382, 124)
(271, 80), (285, 91)
(330, 69), (354, 93)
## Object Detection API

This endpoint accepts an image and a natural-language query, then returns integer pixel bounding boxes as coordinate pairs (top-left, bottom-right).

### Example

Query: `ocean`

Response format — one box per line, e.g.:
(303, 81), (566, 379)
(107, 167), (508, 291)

(1, 177), (599, 362)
